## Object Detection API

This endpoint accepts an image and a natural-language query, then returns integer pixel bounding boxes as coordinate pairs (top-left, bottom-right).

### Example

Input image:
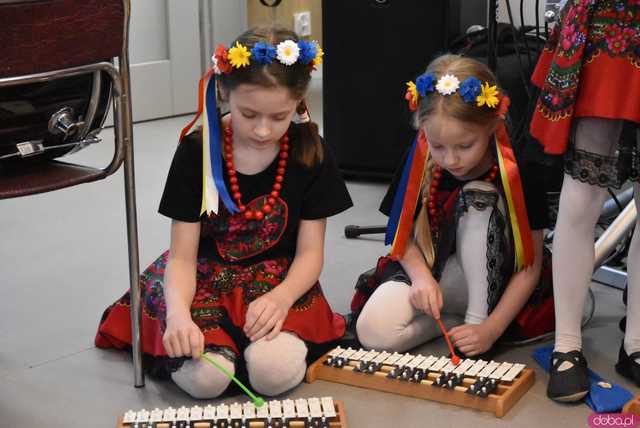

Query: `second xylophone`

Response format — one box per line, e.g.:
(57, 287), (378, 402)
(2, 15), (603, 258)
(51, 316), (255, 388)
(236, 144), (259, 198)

(306, 347), (534, 417)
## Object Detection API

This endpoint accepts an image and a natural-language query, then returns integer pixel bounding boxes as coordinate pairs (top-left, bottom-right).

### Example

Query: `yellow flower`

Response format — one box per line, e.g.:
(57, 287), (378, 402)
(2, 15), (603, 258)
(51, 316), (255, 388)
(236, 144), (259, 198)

(476, 82), (500, 108)
(312, 41), (324, 66)
(405, 81), (419, 111)
(227, 42), (251, 68)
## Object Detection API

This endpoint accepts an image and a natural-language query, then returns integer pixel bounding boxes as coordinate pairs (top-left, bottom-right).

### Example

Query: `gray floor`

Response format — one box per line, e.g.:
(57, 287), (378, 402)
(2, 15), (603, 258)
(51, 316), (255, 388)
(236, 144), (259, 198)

(1, 113), (635, 427)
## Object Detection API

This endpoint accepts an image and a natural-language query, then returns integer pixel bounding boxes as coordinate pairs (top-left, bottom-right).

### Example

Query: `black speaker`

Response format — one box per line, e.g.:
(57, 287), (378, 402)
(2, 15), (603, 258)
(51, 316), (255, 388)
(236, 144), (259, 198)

(322, 0), (447, 178)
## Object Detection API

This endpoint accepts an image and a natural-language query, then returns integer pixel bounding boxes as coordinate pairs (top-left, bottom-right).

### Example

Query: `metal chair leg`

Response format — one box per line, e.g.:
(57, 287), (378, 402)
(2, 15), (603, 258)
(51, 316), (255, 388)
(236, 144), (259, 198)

(123, 130), (143, 388)
(119, 0), (144, 387)
(594, 201), (637, 268)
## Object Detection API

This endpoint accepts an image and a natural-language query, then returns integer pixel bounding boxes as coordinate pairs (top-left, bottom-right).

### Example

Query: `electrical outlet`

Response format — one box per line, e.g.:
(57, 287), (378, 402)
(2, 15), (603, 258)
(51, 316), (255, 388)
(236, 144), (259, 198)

(293, 11), (312, 37)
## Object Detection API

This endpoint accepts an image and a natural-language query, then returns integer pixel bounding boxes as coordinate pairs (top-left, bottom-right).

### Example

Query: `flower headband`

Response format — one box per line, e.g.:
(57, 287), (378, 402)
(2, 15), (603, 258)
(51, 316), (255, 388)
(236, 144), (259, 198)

(212, 39), (323, 75)
(405, 72), (509, 118)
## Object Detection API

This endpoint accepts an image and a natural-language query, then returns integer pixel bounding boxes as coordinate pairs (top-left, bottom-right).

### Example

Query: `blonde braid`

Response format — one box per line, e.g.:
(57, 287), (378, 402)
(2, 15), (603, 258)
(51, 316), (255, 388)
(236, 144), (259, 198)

(414, 157), (436, 268)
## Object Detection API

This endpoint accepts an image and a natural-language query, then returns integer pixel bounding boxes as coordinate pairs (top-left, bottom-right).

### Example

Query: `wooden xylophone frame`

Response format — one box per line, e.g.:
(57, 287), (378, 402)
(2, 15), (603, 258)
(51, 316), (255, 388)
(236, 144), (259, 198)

(306, 351), (535, 418)
(116, 400), (348, 428)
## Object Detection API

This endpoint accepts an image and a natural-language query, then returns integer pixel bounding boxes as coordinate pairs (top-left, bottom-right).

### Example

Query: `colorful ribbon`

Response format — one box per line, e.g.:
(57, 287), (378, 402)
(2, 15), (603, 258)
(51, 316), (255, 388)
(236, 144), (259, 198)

(179, 70), (238, 216)
(385, 122), (534, 270)
(495, 121), (534, 270)
(385, 130), (430, 260)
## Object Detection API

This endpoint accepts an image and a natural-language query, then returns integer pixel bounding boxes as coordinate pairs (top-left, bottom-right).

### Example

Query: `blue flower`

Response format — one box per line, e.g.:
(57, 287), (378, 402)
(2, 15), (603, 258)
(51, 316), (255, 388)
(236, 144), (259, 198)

(251, 42), (276, 64)
(459, 77), (482, 103)
(415, 73), (436, 96)
(297, 40), (317, 64)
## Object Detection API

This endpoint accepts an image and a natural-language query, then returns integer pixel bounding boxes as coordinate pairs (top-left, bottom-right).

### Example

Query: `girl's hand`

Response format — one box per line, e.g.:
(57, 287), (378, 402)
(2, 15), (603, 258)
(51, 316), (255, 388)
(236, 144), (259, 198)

(409, 278), (443, 319)
(448, 322), (499, 356)
(244, 290), (292, 342)
(162, 313), (204, 359)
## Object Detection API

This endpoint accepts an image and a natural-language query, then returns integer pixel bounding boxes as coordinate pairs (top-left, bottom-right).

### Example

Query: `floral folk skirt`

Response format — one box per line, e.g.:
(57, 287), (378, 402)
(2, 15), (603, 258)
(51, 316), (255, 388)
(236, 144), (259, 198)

(530, 0), (640, 187)
(95, 251), (345, 377)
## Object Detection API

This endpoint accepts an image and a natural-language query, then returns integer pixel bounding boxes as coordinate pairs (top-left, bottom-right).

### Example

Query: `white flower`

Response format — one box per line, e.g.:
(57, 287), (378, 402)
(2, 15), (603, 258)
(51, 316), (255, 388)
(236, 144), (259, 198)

(276, 40), (300, 66)
(436, 74), (460, 96)
(211, 55), (221, 74)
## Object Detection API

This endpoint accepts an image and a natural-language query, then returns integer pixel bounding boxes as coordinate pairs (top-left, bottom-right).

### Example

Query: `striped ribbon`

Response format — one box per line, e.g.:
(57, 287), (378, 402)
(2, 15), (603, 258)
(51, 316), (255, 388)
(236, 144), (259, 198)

(179, 71), (238, 216)
(495, 121), (534, 270)
(386, 130), (430, 260)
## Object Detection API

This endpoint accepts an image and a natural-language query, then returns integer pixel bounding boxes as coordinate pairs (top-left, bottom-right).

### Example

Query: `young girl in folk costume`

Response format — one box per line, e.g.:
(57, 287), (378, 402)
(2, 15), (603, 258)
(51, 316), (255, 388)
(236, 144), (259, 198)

(529, 0), (640, 402)
(352, 54), (550, 359)
(95, 26), (352, 398)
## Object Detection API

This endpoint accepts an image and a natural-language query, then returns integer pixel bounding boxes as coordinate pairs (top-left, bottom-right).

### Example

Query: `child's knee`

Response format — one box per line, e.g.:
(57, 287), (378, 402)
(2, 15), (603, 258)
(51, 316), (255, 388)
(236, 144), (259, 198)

(245, 332), (307, 396)
(170, 352), (235, 399)
(355, 281), (413, 350)
(356, 309), (395, 350)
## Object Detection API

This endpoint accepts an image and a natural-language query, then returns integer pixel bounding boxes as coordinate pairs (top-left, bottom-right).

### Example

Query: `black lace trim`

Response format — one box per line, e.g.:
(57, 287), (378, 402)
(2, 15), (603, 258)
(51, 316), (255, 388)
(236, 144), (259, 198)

(565, 141), (640, 189)
(486, 203), (508, 313)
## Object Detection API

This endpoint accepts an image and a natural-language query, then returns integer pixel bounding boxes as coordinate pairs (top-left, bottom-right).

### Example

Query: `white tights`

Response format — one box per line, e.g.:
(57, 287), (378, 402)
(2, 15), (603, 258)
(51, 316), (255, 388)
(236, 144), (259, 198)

(171, 332), (307, 399)
(356, 181), (504, 352)
(553, 118), (639, 358)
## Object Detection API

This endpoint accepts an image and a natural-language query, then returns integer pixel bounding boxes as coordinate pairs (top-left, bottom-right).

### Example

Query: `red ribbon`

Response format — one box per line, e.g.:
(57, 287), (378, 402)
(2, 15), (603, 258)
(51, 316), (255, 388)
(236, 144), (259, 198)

(495, 121), (535, 268)
(390, 130), (429, 260)
(179, 68), (215, 142)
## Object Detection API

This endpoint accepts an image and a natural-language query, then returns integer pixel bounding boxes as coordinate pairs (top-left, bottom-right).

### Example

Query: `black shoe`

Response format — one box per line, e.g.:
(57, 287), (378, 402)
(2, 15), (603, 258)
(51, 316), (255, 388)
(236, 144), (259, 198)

(615, 343), (640, 387)
(547, 350), (590, 403)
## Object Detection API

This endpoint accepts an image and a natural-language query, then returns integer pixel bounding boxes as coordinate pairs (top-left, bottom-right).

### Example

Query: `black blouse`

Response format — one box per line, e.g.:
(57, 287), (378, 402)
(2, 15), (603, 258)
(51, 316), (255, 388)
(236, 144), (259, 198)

(158, 131), (353, 262)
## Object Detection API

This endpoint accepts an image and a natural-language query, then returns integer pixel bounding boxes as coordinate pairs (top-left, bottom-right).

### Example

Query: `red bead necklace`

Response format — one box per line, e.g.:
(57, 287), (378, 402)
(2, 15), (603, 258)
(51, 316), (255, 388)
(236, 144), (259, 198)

(426, 164), (499, 234)
(223, 122), (289, 221)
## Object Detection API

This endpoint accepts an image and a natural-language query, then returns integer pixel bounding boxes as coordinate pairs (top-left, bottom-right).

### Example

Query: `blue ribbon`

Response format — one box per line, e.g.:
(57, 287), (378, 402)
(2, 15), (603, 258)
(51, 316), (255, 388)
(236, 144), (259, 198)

(385, 135), (418, 245)
(205, 76), (239, 214)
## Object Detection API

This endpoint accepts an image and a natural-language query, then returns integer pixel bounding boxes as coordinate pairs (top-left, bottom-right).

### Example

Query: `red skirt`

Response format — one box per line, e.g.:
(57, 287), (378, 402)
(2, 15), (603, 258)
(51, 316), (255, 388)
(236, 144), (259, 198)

(530, 0), (640, 155)
(95, 251), (345, 360)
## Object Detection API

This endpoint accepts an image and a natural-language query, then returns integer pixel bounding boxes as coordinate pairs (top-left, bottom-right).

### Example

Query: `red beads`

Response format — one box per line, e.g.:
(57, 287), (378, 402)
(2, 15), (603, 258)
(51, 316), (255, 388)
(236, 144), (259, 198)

(224, 121), (289, 221)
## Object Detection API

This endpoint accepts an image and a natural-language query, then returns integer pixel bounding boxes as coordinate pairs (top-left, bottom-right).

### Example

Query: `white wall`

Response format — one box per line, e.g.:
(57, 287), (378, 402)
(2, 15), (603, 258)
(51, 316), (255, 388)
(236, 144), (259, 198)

(129, 0), (169, 64)
(211, 0), (248, 46)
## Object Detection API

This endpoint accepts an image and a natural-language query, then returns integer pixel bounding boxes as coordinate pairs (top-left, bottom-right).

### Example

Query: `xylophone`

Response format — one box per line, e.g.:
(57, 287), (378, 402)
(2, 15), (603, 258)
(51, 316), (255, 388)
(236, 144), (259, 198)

(306, 346), (535, 418)
(117, 397), (347, 428)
